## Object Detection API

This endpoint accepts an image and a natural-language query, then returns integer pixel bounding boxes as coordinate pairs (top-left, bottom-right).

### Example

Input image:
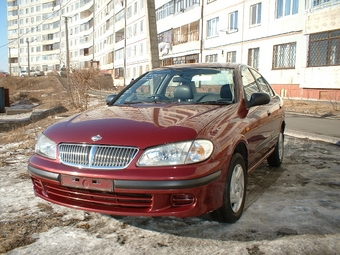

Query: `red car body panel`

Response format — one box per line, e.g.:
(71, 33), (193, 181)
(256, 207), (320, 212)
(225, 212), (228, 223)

(28, 63), (285, 219)
(44, 104), (224, 148)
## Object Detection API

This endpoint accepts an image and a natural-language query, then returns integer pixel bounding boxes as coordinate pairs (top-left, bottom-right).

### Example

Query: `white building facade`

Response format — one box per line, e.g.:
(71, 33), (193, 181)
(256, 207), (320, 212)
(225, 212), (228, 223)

(7, 0), (340, 99)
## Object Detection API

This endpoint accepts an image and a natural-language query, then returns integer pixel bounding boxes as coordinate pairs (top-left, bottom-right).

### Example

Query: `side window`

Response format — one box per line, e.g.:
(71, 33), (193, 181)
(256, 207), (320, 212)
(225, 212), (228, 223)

(241, 67), (260, 101)
(251, 69), (275, 97)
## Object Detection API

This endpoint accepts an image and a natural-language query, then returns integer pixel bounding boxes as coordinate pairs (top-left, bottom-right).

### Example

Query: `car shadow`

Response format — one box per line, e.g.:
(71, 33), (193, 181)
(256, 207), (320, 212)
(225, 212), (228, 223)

(109, 164), (287, 242)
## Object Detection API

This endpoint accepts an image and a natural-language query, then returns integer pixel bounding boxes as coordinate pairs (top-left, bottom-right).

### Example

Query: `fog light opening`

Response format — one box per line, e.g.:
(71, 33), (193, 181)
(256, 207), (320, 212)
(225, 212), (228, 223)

(171, 194), (195, 207)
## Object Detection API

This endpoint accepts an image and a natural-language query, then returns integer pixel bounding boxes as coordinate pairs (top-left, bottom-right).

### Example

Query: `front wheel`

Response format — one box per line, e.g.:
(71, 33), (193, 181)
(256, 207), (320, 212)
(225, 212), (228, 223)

(211, 153), (247, 223)
(267, 131), (284, 167)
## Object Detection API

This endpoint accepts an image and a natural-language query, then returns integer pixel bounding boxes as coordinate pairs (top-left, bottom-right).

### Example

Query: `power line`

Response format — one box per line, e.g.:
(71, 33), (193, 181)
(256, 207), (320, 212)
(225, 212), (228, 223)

(0, 0), (73, 49)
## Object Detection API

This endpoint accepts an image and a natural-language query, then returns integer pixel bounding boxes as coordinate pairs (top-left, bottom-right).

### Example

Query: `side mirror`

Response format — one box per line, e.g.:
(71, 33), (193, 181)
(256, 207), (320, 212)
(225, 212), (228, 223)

(106, 94), (117, 105)
(247, 92), (270, 108)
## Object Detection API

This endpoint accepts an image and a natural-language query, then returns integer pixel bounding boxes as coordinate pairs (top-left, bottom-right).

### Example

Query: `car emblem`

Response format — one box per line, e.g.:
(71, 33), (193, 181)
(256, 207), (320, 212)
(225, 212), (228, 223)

(91, 135), (102, 142)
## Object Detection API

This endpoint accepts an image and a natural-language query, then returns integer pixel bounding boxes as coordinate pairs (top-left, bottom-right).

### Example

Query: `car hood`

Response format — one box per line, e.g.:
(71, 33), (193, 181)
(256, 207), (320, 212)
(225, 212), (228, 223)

(44, 104), (234, 149)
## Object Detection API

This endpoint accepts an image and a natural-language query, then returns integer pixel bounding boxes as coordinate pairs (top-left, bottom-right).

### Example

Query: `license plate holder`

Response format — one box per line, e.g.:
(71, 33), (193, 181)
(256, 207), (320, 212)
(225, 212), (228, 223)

(61, 175), (113, 192)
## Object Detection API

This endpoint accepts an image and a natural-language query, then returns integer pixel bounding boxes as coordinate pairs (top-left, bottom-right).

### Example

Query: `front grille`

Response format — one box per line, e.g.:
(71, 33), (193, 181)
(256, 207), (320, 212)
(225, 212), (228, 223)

(59, 144), (139, 169)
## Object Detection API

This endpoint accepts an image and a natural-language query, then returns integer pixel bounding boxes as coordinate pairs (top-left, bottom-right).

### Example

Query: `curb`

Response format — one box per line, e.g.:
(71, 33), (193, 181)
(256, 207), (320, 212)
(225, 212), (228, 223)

(285, 129), (340, 146)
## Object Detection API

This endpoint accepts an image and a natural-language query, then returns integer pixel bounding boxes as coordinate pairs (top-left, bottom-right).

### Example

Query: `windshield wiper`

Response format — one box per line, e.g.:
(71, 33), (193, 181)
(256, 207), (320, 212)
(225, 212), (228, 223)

(196, 101), (232, 105)
(122, 101), (144, 105)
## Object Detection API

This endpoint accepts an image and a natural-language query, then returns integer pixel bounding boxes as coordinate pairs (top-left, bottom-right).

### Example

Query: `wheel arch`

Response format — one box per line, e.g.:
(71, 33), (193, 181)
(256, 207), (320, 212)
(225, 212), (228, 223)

(281, 120), (286, 133)
(233, 142), (248, 171)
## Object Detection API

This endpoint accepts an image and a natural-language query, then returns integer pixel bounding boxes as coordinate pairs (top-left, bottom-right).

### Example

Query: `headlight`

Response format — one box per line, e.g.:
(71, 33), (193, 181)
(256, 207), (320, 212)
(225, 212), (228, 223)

(35, 133), (57, 160)
(137, 140), (213, 166)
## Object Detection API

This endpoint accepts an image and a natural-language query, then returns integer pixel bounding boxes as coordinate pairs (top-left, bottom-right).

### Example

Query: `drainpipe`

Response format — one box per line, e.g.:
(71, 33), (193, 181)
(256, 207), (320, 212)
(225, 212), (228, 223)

(199, 1), (204, 63)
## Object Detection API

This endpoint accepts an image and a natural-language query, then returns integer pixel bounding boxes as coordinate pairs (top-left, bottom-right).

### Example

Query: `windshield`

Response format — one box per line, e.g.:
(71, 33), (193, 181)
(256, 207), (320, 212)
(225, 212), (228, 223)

(114, 67), (236, 105)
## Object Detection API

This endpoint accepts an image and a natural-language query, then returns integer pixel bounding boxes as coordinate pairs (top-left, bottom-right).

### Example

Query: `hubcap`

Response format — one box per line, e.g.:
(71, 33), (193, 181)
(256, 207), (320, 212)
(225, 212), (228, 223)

(230, 164), (244, 213)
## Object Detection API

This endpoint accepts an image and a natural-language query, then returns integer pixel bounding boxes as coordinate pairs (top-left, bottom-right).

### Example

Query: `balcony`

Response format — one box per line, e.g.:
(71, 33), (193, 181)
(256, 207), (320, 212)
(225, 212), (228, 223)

(115, 28), (124, 43)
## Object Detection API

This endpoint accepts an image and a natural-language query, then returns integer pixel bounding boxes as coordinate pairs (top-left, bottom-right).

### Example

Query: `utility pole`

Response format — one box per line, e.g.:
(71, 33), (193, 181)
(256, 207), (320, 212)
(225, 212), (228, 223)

(26, 40), (30, 77)
(146, 0), (160, 69)
(64, 16), (74, 105)
(8, 48), (12, 76)
(64, 17), (70, 78)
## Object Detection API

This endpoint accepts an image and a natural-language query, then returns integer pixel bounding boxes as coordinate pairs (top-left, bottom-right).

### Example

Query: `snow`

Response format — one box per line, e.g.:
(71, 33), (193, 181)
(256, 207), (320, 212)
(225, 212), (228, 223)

(1, 110), (340, 254)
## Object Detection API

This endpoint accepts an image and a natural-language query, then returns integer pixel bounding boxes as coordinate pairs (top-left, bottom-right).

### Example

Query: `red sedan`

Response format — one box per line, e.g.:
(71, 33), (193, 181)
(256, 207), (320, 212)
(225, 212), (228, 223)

(28, 63), (285, 223)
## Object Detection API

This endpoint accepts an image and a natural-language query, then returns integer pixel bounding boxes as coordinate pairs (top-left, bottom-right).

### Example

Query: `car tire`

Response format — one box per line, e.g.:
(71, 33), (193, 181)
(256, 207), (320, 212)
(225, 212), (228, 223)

(211, 153), (247, 223)
(267, 130), (284, 167)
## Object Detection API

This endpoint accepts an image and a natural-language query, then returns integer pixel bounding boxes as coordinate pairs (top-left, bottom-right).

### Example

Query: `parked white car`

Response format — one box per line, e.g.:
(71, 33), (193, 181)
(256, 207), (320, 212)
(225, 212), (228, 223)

(20, 70), (44, 77)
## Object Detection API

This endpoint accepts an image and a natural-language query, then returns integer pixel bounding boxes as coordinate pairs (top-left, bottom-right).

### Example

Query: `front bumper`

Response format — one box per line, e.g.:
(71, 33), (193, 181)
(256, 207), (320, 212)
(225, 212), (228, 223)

(28, 165), (223, 218)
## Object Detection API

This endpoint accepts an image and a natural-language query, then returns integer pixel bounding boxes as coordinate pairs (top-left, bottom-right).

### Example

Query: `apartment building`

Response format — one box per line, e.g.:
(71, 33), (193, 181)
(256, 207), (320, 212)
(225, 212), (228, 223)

(7, 0), (340, 99)
(155, 0), (340, 100)
(112, 0), (150, 86)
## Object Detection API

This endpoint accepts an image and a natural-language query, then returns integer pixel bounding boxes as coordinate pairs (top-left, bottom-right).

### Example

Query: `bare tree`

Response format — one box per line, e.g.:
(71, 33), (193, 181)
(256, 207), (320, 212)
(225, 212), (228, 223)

(69, 68), (99, 111)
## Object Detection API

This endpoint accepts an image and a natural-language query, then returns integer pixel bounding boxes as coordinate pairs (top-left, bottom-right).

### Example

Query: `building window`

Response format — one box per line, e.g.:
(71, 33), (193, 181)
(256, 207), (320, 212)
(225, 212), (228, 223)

(140, 20), (144, 33)
(127, 26), (132, 39)
(273, 42), (296, 69)
(156, 2), (174, 21)
(308, 29), (340, 67)
(134, 2), (137, 14)
(248, 48), (260, 70)
(276, 0), (299, 19)
(312, 0), (338, 8)
(133, 45), (137, 56)
(189, 20), (199, 41)
(250, 3), (262, 26)
(127, 6), (132, 19)
(227, 51), (236, 63)
(205, 54), (218, 62)
(114, 48), (124, 61)
(133, 23), (137, 36)
(207, 17), (219, 38)
(173, 21), (198, 45)
(173, 56), (186, 65)
(158, 29), (173, 44)
(174, 0), (200, 13)
(115, 67), (124, 78)
(140, 42), (144, 55)
(133, 67), (136, 78)
(228, 11), (238, 32)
